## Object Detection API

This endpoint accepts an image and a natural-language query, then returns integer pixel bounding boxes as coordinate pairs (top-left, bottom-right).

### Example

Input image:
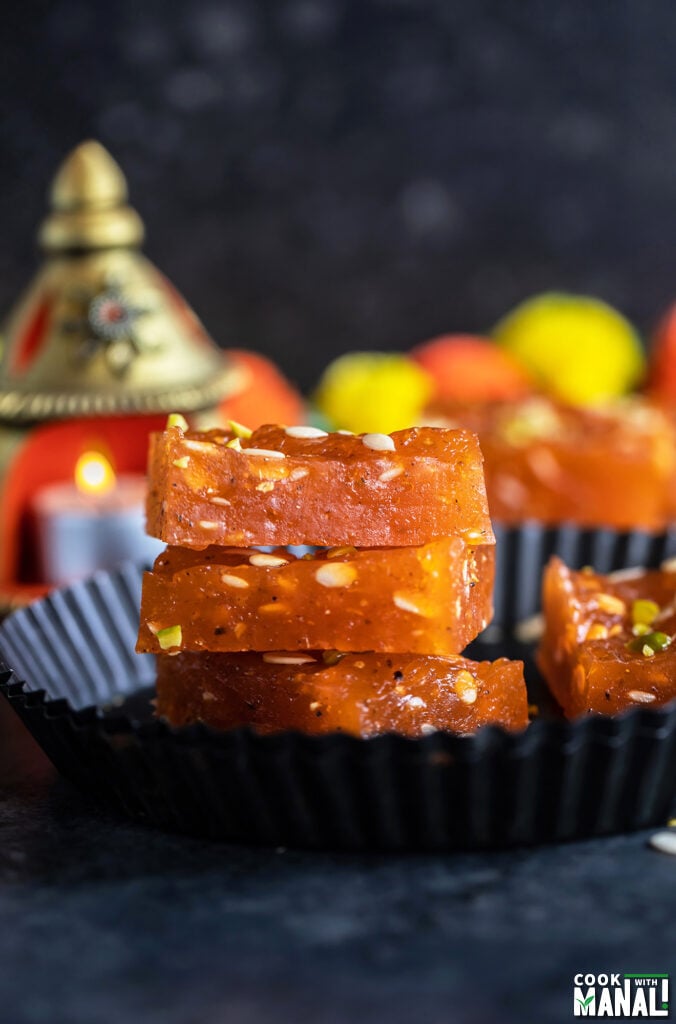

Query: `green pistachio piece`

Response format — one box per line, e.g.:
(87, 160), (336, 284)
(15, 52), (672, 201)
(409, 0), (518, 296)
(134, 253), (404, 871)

(228, 420), (253, 439)
(156, 625), (182, 650)
(631, 599), (661, 627)
(627, 630), (671, 655)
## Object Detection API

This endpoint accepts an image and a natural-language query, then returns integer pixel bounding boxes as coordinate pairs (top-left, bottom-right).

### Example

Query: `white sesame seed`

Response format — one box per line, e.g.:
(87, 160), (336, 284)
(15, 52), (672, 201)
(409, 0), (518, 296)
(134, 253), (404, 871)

(289, 467), (310, 481)
(326, 546), (356, 559)
(337, 429), (354, 435)
(199, 520), (220, 530)
(362, 433), (396, 452)
(515, 614), (544, 643)
(243, 447), (286, 459)
(607, 567), (646, 583)
(309, 701), (322, 711)
(378, 466), (403, 483)
(209, 496), (231, 506)
(595, 593), (626, 615)
(315, 562), (358, 588)
(249, 553), (289, 568)
(586, 623), (609, 641)
(457, 685), (478, 705)
(183, 440), (214, 453)
(262, 653), (316, 665)
(284, 425), (329, 439)
(420, 724), (437, 736)
(393, 593), (423, 615)
(407, 696), (425, 709)
(649, 831), (676, 855)
(454, 670), (478, 704)
(628, 689), (657, 703)
(221, 574), (249, 588)
(202, 691), (217, 702)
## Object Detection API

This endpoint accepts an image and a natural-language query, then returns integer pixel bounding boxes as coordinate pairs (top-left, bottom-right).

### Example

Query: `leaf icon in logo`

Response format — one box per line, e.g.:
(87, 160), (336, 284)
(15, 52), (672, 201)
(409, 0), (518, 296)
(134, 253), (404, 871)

(576, 996), (595, 1008)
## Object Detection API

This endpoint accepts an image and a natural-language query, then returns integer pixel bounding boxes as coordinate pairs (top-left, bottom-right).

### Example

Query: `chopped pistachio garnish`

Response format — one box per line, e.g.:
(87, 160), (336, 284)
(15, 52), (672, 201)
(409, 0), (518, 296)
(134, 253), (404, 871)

(228, 420), (252, 439)
(167, 413), (189, 431)
(156, 624), (182, 650)
(322, 650), (345, 666)
(225, 437), (242, 451)
(627, 630), (672, 655)
(632, 598), (660, 627)
(172, 456), (190, 469)
(632, 622), (652, 637)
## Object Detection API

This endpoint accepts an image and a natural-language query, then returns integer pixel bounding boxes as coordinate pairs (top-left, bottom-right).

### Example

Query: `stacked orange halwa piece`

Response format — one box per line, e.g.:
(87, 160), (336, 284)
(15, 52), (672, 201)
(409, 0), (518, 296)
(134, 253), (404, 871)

(137, 420), (527, 737)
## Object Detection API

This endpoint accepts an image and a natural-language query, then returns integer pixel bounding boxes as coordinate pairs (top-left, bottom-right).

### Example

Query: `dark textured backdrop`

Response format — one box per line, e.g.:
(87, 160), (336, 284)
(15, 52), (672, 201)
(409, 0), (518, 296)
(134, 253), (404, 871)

(1, 0), (675, 390)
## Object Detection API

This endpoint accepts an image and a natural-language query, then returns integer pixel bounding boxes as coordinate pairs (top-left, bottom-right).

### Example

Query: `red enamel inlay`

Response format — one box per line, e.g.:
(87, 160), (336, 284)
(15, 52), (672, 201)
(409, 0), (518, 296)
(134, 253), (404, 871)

(99, 300), (126, 323)
(11, 295), (51, 373)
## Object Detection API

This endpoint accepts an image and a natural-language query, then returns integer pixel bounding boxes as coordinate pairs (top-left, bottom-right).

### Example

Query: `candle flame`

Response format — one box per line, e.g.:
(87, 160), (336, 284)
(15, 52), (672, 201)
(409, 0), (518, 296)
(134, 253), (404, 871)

(74, 451), (116, 496)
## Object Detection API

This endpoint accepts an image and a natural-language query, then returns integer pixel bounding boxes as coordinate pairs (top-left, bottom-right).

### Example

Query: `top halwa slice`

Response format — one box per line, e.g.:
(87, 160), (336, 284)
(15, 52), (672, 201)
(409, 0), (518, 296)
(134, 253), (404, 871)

(146, 423), (494, 549)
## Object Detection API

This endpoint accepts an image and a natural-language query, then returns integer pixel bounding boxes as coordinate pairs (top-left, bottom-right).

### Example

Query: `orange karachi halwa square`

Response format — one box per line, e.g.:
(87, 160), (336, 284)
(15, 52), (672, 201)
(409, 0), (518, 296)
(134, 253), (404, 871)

(538, 556), (676, 718)
(156, 650), (528, 737)
(137, 539), (495, 656)
(424, 397), (675, 530)
(145, 423), (494, 549)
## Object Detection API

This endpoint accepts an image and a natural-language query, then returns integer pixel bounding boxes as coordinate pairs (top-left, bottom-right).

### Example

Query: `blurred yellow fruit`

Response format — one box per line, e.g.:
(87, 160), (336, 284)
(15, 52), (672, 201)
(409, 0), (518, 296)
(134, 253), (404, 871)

(493, 293), (645, 405)
(314, 352), (433, 433)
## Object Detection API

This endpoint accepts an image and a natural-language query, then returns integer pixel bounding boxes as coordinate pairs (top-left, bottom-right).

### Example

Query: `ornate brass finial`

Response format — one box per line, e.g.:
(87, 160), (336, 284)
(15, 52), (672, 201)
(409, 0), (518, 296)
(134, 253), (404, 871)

(39, 140), (144, 251)
(0, 140), (241, 421)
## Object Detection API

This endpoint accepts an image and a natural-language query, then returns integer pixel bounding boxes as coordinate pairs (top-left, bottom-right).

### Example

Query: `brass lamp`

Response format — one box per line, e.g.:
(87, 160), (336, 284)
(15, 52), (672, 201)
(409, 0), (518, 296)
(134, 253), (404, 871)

(0, 140), (242, 608)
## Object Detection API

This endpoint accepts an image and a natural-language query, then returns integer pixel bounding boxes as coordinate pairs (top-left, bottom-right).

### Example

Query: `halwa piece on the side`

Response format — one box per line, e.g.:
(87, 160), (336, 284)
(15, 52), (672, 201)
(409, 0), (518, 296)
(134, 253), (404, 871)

(156, 650), (528, 737)
(538, 556), (676, 718)
(137, 539), (495, 656)
(424, 396), (675, 530)
(146, 423), (494, 549)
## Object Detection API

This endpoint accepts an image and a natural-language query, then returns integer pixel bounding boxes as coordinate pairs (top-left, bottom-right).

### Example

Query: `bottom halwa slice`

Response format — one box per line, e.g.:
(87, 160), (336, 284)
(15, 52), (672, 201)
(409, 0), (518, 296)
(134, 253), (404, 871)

(156, 650), (527, 737)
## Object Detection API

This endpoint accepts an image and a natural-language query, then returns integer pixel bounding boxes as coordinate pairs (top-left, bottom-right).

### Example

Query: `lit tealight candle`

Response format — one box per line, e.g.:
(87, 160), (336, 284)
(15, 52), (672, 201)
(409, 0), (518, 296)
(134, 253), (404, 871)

(32, 450), (163, 587)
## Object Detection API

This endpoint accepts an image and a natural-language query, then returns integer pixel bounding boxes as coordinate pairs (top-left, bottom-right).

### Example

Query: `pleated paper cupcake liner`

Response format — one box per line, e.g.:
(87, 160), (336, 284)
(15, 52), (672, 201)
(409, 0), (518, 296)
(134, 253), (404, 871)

(491, 521), (676, 632)
(1, 562), (675, 850)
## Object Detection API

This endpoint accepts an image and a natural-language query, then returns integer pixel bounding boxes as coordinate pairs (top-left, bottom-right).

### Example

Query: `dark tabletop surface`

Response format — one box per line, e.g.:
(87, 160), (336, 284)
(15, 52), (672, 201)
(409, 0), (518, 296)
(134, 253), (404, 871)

(1, 699), (674, 1024)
